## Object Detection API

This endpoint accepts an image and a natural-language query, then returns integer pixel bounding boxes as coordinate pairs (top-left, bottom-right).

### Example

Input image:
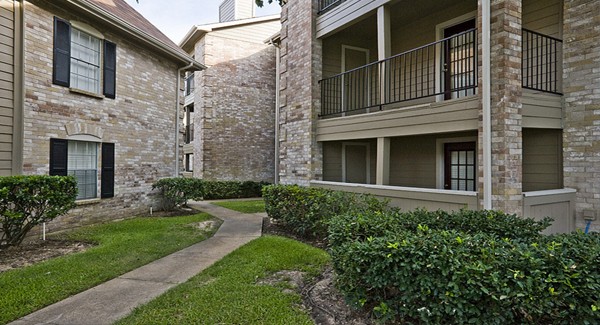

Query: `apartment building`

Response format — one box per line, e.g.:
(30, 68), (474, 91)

(179, 0), (280, 182)
(0, 0), (203, 231)
(275, 0), (600, 233)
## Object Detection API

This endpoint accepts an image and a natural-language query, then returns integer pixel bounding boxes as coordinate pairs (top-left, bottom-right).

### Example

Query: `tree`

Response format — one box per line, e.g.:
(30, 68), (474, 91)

(255, 0), (285, 7)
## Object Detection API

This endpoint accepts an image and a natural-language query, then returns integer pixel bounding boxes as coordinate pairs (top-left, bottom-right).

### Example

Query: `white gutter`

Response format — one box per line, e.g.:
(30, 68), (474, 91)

(175, 62), (194, 177)
(482, 0), (492, 209)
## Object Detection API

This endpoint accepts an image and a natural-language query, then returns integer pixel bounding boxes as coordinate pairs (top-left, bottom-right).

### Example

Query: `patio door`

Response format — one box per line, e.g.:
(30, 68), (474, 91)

(443, 19), (476, 100)
(444, 142), (476, 191)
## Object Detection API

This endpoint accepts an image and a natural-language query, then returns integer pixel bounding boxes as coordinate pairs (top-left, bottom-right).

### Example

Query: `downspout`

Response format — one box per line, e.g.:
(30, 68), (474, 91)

(482, 0), (492, 209)
(269, 39), (281, 184)
(175, 62), (194, 177)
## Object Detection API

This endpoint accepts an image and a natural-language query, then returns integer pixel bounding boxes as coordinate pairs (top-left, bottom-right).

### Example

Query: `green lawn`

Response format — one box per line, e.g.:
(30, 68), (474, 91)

(0, 214), (215, 324)
(118, 236), (330, 325)
(212, 199), (266, 214)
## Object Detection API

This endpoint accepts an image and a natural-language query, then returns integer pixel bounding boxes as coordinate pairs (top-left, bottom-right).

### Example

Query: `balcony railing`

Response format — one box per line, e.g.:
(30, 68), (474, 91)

(522, 29), (562, 95)
(185, 123), (194, 144)
(320, 29), (477, 118)
(184, 73), (195, 97)
(318, 0), (345, 14)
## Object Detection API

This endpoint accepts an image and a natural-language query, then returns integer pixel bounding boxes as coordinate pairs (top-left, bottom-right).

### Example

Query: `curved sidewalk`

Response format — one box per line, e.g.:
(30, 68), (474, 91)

(11, 201), (264, 325)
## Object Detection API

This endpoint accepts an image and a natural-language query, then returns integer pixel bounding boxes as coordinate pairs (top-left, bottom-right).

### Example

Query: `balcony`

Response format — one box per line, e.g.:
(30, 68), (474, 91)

(319, 28), (562, 120)
(318, 0), (345, 14)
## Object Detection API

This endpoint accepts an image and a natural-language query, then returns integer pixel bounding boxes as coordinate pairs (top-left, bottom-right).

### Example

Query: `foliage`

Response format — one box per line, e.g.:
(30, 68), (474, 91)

(0, 175), (77, 248)
(152, 177), (203, 210)
(329, 209), (599, 324)
(255, 0), (285, 7)
(0, 213), (214, 324)
(262, 185), (389, 238)
(202, 180), (268, 200)
(118, 236), (329, 325)
(212, 199), (266, 214)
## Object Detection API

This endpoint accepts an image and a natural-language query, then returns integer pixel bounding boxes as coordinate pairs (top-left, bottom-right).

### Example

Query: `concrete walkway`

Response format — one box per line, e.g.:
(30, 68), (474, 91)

(11, 201), (264, 325)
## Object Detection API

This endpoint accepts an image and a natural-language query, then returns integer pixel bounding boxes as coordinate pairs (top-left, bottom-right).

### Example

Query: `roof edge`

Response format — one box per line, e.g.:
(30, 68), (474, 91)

(67, 0), (205, 70)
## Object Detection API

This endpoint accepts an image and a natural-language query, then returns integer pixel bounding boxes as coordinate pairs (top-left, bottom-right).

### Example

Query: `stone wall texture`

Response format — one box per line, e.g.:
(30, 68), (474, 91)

(562, 0), (600, 232)
(23, 1), (180, 233)
(193, 30), (276, 182)
(277, 0), (322, 186)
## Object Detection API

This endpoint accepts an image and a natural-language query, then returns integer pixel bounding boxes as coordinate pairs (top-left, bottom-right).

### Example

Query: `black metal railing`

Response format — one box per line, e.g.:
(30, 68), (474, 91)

(522, 29), (562, 94)
(320, 29), (477, 117)
(318, 0), (345, 14)
(185, 123), (194, 144)
(184, 73), (195, 96)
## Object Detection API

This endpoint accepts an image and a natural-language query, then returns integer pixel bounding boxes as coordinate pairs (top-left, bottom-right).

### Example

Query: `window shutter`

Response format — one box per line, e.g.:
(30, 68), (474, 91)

(101, 143), (115, 198)
(103, 41), (117, 99)
(49, 139), (68, 176)
(53, 17), (71, 87)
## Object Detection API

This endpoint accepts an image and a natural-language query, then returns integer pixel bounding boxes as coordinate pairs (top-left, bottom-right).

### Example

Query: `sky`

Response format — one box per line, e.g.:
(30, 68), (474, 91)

(124, 0), (281, 44)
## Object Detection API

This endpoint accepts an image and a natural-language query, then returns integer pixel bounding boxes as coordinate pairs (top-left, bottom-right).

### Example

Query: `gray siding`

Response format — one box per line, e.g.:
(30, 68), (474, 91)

(523, 0), (562, 38)
(523, 128), (563, 191)
(0, 0), (14, 176)
(389, 135), (437, 188)
(210, 20), (280, 44)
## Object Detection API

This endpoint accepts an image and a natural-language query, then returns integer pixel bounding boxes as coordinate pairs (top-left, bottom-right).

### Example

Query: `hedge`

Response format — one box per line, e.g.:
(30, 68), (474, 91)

(262, 184), (389, 238)
(329, 210), (600, 324)
(202, 180), (268, 200)
(0, 175), (77, 247)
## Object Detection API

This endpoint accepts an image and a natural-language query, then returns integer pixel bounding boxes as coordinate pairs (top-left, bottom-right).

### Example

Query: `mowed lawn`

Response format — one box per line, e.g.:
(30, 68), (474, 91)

(212, 199), (266, 214)
(0, 213), (215, 324)
(118, 236), (330, 325)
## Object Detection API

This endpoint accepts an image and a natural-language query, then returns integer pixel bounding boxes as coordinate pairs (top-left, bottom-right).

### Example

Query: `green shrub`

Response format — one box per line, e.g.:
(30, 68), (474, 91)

(202, 180), (268, 200)
(0, 175), (77, 247)
(329, 210), (599, 324)
(262, 184), (389, 238)
(152, 178), (203, 210)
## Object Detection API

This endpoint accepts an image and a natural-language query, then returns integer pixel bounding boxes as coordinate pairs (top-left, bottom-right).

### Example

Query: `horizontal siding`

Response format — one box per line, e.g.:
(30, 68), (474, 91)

(316, 96), (479, 141)
(210, 20), (280, 44)
(523, 189), (576, 234)
(389, 135), (437, 189)
(523, 128), (563, 192)
(0, 0), (13, 176)
(317, 0), (389, 38)
(522, 89), (563, 128)
(523, 0), (562, 38)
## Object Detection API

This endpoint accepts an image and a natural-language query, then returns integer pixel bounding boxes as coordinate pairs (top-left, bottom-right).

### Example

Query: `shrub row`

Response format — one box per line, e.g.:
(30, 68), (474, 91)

(153, 178), (268, 210)
(0, 175), (77, 247)
(262, 184), (389, 238)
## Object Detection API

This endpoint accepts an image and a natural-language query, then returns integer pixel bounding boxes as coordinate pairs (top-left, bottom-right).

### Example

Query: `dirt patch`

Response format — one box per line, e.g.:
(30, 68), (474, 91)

(190, 220), (220, 232)
(0, 240), (93, 273)
(262, 218), (373, 325)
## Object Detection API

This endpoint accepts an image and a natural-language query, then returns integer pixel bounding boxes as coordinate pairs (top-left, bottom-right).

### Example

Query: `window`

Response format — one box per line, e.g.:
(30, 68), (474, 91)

(53, 17), (116, 98)
(50, 139), (115, 200)
(185, 154), (194, 172)
(444, 142), (476, 191)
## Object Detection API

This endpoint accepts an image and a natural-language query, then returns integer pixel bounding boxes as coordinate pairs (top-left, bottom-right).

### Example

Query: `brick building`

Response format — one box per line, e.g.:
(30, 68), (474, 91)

(276, 0), (600, 233)
(179, 0), (280, 182)
(1, 0), (204, 231)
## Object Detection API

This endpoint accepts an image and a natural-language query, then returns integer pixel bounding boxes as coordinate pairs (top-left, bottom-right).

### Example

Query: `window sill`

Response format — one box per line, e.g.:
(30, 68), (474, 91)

(75, 198), (101, 206)
(69, 87), (104, 99)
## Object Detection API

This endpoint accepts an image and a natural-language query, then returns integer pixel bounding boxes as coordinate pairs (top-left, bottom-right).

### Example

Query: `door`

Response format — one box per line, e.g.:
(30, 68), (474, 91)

(444, 142), (476, 191)
(443, 19), (476, 100)
(343, 143), (369, 184)
(342, 46), (370, 112)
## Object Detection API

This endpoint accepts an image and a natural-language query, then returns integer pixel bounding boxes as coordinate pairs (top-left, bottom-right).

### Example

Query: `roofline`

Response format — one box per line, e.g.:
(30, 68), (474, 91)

(179, 14), (280, 48)
(66, 0), (205, 70)
(265, 31), (281, 44)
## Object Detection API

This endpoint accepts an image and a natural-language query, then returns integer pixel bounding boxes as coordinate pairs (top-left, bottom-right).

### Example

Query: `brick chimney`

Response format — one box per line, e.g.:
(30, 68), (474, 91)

(219, 0), (255, 22)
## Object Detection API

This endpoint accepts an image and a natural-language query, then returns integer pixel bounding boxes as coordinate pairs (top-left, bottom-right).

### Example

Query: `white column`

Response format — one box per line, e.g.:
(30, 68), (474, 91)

(376, 137), (390, 185)
(377, 6), (391, 59)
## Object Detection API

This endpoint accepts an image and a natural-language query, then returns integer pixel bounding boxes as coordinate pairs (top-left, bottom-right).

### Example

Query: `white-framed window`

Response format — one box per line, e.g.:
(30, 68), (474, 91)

(68, 141), (98, 200)
(70, 28), (102, 94)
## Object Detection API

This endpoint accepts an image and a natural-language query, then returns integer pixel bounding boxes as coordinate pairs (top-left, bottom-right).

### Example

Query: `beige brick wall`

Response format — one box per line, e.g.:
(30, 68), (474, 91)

(192, 30), (276, 182)
(563, 0), (600, 232)
(23, 1), (180, 232)
(277, 0), (323, 186)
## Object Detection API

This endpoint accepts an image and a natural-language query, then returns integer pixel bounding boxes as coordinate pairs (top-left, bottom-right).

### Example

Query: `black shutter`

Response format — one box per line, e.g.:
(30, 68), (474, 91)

(53, 17), (71, 87)
(103, 41), (117, 99)
(49, 139), (68, 176)
(101, 143), (115, 198)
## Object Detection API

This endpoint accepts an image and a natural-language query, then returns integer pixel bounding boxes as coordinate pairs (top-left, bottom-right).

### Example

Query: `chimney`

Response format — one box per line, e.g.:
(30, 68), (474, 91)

(219, 0), (255, 23)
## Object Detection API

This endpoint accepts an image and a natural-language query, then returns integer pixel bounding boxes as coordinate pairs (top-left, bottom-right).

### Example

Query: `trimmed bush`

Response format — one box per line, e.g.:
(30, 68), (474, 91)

(0, 175), (77, 247)
(329, 210), (600, 324)
(262, 184), (389, 238)
(202, 180), (268, 200)
(152, 177), (203, 210)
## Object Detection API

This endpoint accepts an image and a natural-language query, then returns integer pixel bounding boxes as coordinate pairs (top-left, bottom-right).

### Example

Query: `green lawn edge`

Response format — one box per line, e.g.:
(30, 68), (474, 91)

(212, 199), (266, 214)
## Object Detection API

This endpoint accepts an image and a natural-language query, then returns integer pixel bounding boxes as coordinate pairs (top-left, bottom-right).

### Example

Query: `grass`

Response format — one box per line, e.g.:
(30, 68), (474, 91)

(118, 236), (330, 325)
(0, 213), (215, 324)
(212, 199), (266, 214)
